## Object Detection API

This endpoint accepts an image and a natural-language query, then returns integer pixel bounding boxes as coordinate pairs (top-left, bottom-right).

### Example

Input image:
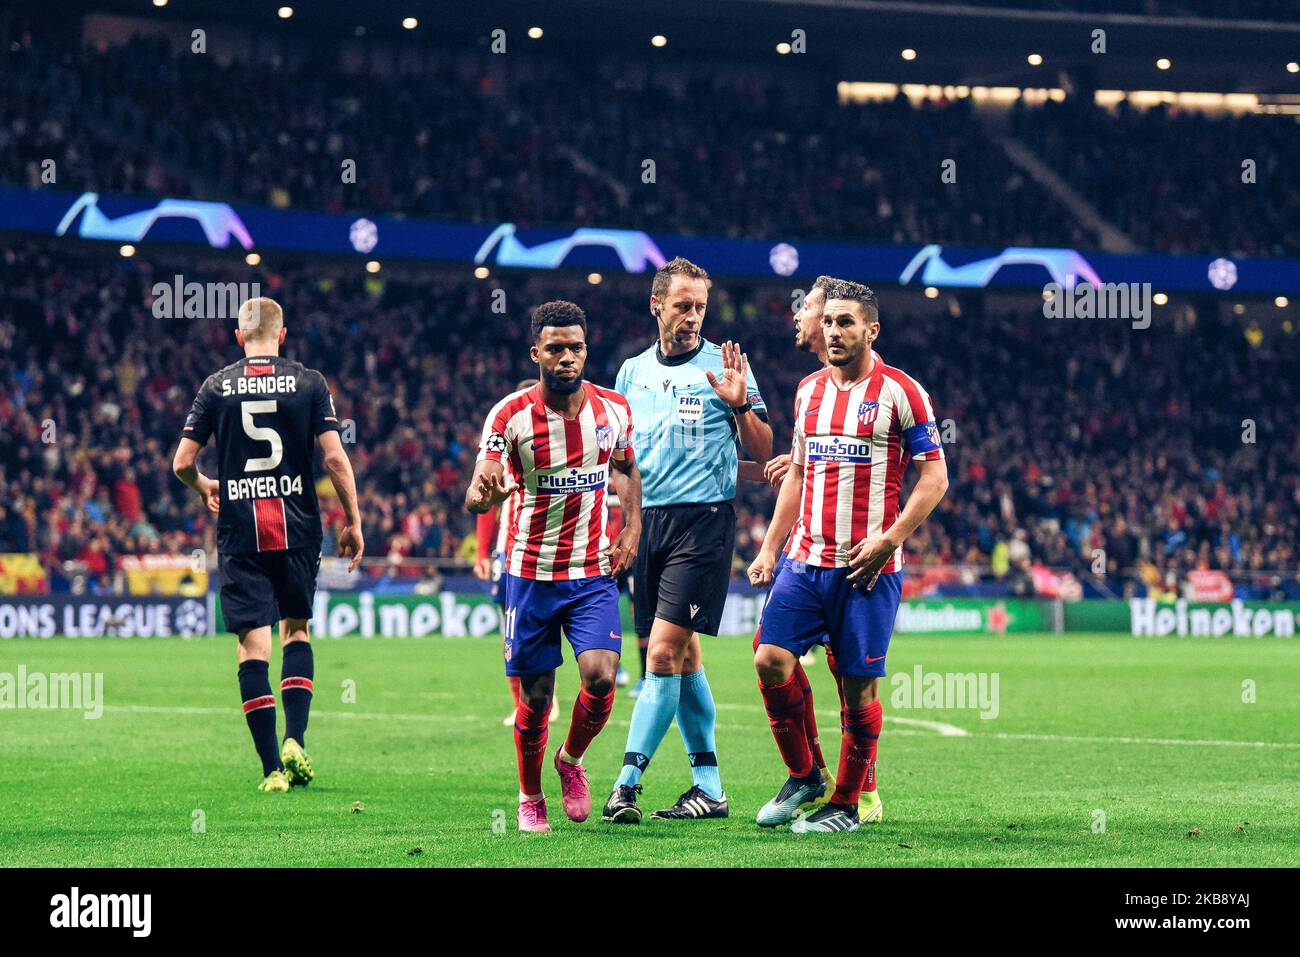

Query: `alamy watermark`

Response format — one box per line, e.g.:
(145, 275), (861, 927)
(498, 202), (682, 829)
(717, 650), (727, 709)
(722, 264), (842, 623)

(49, 887), (150, 937)
(0, 666), (103, 719)
(152, 275), (261, 320)
(1042, 281), (1151, 330)
(889, 665), (1000, 719)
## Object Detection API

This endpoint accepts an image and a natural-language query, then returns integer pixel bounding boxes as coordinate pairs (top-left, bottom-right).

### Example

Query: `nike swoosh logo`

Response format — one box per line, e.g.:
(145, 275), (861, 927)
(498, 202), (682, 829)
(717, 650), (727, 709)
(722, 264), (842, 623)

(865, 654), (886, 663)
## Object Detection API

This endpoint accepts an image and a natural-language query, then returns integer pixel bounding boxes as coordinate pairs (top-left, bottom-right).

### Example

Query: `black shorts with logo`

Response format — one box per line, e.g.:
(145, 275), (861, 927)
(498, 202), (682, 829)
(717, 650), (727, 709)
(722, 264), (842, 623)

(633, 501), (735, 639)
(219, 547), (320, 634)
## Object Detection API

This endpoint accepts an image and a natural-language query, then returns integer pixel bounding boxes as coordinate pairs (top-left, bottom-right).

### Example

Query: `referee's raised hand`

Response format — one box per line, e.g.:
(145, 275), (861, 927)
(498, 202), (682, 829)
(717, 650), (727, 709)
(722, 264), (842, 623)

(705, 340), (750, 409)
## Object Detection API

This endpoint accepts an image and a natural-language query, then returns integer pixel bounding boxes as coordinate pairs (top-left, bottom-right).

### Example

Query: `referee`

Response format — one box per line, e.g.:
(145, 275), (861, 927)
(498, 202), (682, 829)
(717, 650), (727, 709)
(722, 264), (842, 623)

(602, 257), (772, 823)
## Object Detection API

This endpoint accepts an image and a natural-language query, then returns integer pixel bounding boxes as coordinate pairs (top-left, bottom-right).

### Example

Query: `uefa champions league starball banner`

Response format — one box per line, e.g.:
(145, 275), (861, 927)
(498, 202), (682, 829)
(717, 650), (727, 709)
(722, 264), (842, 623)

(3, 184), (1299, 294)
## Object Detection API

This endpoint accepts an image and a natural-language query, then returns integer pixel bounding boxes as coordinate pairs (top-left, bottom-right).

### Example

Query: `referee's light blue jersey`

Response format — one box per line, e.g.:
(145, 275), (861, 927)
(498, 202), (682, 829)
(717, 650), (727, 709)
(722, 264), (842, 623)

(615, 339), (768, 508)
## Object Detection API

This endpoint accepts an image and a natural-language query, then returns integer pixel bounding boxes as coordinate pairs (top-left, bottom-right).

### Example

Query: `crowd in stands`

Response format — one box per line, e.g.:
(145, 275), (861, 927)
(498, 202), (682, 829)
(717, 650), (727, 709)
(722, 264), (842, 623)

(2, 244), (1295, 599)
(8, 32), (1297, 258)
(1011, 99), (1300, 258)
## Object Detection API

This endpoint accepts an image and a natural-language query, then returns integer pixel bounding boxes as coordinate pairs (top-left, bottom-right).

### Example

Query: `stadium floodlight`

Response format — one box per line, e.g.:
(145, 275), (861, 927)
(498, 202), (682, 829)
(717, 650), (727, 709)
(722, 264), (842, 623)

(776, 42), (791, 55)
(152, 0), (168, 7)
(587, 273), (602, 285)
(901, 48), (917, 61)
(924, 286), (939, 299)
(1153, 292), (1168, 305)
(245, 253), (261, 266)
(1156, 58), (1172, 70)
(278, 7), (293, 20)
(403, 18), (418, 30)
(528, 27), (544, 39)
(1276, 296), (1289, 308)
(365, 260), (381, 273)
(1027, 53), (1043, 66)
(119, 244), (135, 257)
(1288, 62), (1299, 73)
(651, 35), (667, 48)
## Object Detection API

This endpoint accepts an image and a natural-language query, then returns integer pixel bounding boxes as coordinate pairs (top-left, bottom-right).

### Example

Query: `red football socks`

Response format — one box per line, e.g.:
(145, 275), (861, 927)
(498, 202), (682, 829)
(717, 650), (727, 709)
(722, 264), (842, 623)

(759, 673), (814, 778)
(793, 662), (826, 771)
(562, 688), (614, 762)
(831, 699), (883, 806)
(513, 698), (549, 795)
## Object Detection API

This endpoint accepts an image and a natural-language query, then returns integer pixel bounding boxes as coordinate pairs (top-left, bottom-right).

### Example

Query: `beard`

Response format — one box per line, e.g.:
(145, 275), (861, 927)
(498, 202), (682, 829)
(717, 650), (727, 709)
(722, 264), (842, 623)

(826, 342), (865, 367)
(542, 368), (583, 394)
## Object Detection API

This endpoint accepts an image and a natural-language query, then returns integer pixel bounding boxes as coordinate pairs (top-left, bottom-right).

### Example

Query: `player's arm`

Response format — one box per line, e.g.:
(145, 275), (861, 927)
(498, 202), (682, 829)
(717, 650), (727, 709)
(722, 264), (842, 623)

(847, 457), (948, 587)
(172, 438), (219, 516)
(737, 460), (766, 483)
(173, 380), (219, 515)
(707, 340), (773, 462)
(748, 457), (803, 587)
(733, 407), (773, 463)
(465, 459), (515, 514)
(849, 380), (948, 588)
(319, 430), (364, 572)
(607, 450), (642, 577)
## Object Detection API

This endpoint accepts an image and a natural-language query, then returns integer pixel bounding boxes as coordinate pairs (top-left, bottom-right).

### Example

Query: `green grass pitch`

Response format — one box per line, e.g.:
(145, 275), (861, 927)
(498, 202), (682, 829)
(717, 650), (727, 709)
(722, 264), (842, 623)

(1, 630), (1297, 867)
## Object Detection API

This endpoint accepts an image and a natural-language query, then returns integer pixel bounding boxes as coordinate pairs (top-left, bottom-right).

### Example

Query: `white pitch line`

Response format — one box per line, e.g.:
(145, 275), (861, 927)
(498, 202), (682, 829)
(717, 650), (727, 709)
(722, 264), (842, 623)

(715, 701), (969, 736)
(101, 705), (1298, 749)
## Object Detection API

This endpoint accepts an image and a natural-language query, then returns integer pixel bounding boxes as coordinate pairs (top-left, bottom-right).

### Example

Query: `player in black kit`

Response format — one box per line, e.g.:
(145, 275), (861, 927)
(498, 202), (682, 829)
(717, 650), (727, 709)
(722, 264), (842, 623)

(172, 297), (363, 792)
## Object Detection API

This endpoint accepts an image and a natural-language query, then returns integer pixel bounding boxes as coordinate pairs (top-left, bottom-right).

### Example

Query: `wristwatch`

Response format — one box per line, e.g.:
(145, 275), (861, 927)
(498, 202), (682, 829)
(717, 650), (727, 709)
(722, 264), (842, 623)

(731, 400), (753, 415)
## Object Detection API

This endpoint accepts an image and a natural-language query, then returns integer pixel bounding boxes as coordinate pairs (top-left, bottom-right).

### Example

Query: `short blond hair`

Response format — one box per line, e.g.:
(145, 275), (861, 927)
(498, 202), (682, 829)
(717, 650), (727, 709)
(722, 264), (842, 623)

(238, 297), (284, 342)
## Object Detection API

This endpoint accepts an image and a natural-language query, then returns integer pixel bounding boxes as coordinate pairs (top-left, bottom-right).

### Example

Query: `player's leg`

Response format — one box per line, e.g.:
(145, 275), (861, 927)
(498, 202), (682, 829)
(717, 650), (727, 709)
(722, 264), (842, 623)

(654, 503), (734, 818)
(552, 576), (622, 822)
(651, 628), (728, 819)
(503, 573), (564, 832)
(279, 617), (314, 786)
(497, 556), (557, 725)
(792, 570), (902, 833)
(604, 615), (688, 823)
(754, 565), (828, 826)
(221, 551), (288, 791)
(270, 548), (319, 786)
(768, 555), (832, 791)
(236, 626), (288, 791)
(495, 559), (522, 725)
(517, 669), (557, 832)
(604, 514), (677, 823)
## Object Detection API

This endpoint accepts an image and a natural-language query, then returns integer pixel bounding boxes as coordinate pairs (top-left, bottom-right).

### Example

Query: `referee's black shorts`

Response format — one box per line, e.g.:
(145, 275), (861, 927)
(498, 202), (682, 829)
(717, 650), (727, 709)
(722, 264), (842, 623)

(219, 547), (320, 634)
(633, 501), (736, 639)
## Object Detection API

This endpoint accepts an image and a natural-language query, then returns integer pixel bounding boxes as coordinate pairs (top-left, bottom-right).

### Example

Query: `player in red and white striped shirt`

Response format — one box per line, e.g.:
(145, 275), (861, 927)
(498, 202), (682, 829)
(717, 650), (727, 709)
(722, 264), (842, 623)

(472, 378), (567, 728)
(748, 280), (949, 833)
(465, 301), (642, 832)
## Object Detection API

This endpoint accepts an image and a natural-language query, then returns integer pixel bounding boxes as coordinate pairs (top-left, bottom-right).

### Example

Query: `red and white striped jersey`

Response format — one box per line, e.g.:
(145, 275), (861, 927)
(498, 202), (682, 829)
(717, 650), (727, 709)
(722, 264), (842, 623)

(787, 352), (944, 572)
(477, 382), (633, 581)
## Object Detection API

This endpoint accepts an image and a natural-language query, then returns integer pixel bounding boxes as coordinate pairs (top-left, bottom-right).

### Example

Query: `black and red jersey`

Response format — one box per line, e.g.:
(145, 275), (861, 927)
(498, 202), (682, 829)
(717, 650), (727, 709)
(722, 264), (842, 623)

(182, 355), (340, 554)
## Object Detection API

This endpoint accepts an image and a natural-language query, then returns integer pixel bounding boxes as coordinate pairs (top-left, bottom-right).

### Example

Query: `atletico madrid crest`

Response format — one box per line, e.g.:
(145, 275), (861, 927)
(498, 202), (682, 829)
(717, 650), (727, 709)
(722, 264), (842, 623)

(594, 424), (614, 451)
(858, 400), (879, 427)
